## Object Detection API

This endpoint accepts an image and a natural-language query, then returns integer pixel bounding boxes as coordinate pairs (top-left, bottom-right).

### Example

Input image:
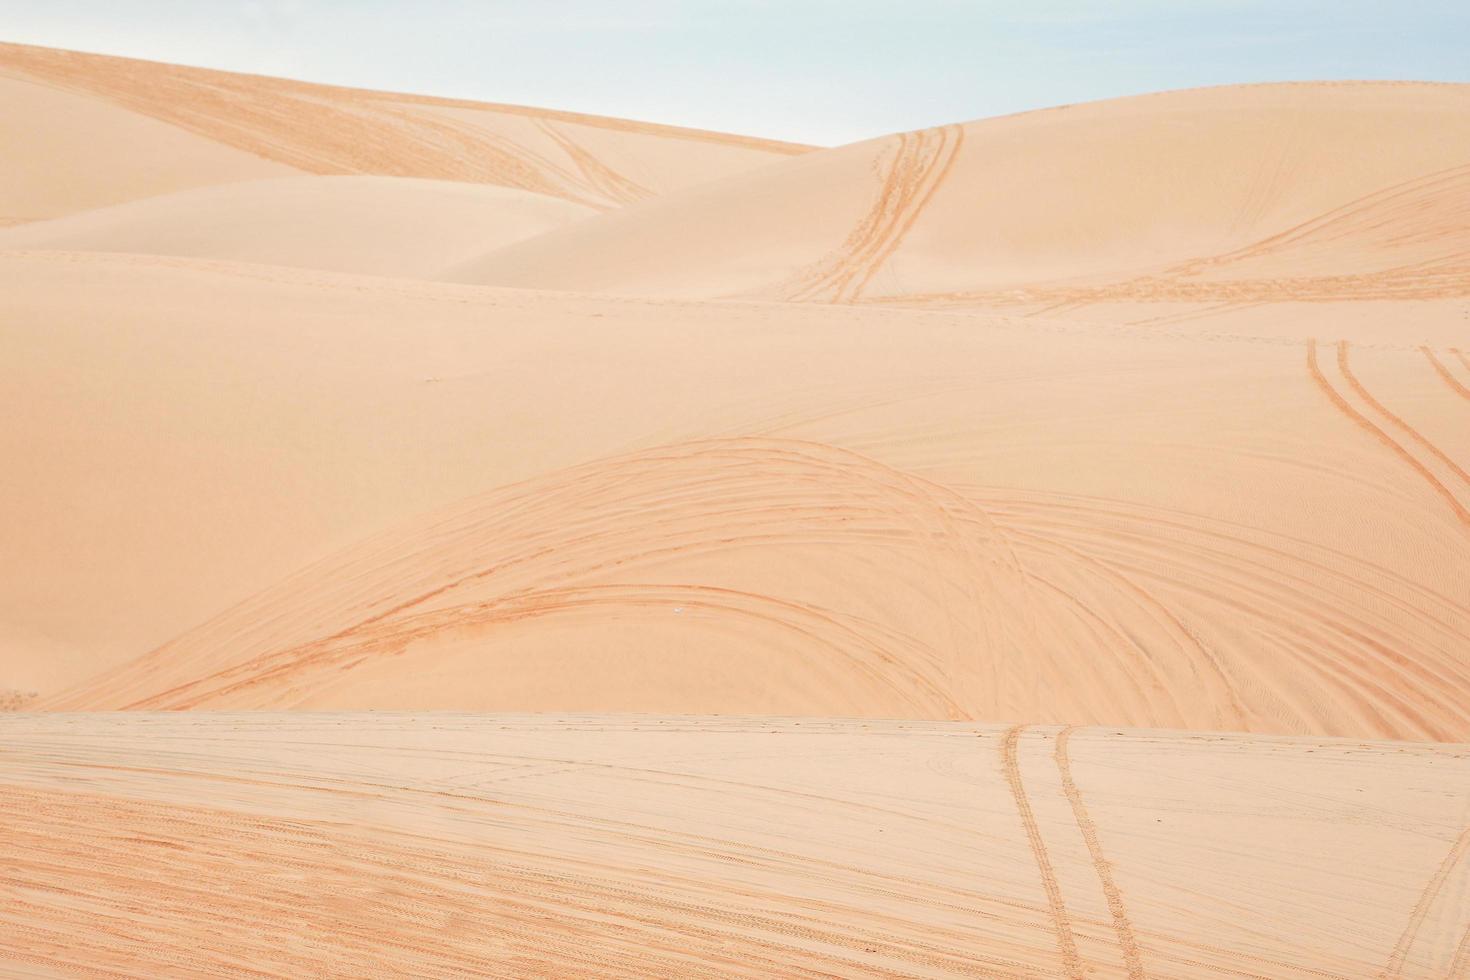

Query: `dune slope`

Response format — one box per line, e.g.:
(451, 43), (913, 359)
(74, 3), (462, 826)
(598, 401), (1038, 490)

(451, 82), (1470, 329)
(2, 713), (1467, 979)
(0, 176), (596, 277)
(0, 41), (810, 221)
(9, 253), (1469, 739)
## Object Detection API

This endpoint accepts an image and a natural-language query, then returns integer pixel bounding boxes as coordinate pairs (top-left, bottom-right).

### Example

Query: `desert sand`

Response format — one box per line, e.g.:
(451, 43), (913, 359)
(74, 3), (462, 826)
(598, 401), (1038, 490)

(2, 42), (1468, 977)
(0, 176), (596, 277)
(3, 714), (1469, 978)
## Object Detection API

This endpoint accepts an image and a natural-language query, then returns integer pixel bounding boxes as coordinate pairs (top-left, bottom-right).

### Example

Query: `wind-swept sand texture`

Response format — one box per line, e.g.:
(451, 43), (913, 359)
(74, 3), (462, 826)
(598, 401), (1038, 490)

(2, 714), (1468, 979)
(0, 42), (809, 221)
(0, 176), (595, 277)
(453, 82), (1470, 338)
(4, 42), (1470, 977)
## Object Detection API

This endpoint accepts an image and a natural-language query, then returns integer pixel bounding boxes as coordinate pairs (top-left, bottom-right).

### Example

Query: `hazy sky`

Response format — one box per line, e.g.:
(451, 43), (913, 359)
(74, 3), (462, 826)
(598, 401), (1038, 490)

(3, 1), (1467, 145)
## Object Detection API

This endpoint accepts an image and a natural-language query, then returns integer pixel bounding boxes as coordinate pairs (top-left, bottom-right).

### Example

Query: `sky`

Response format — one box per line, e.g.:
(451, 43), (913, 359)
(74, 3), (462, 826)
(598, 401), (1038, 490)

(2, 1), (1467, 145)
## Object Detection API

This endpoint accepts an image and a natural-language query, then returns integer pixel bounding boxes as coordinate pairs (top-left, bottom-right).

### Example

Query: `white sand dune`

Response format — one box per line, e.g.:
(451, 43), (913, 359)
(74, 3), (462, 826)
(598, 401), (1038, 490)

(452, 82), (1470, 336)
(0, 176), (595, 277)
(2, 713), (1468, 979)
(0, 41), (809, 222)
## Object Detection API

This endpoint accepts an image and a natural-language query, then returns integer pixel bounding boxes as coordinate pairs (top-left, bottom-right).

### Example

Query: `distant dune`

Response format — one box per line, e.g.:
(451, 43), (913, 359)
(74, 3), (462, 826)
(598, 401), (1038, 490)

(0, 41), (810, 222)
(0, 176), (595, 277)
(452, 82), (1470, 335)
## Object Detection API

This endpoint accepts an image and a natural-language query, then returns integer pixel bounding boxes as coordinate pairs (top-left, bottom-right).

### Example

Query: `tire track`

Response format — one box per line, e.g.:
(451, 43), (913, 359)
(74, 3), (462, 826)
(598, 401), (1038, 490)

(970, 487), (1470, 739)
(1002, 521), (1462, 740)
(1379, 823), (1470, 979)
(537, 119), (652, 206)
(1452, 923), (1470, 980)
(1338, 341), (1470, 490)
(1165, 162), (1470, 277)
(1001, 725), (1084, 980)
(1054, 726), (1148, 980)
(46, 436), (1025, 713)
(1424, 346), (1470, 404)
(785, 124), (965, 303)
(1307, 338), (1470, 529)
(164, 584), (966, 718)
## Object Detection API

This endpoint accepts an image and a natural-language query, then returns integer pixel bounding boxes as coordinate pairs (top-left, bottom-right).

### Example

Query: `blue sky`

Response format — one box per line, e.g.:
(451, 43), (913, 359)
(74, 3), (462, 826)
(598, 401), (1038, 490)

(3, 1), (1467, 145)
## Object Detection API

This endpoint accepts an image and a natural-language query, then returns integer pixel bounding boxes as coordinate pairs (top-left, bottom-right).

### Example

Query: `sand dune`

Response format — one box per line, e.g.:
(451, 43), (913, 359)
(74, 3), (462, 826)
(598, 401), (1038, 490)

(2, 713), (1468, 978)
(0, 176), (595, 277)
(0, 42), (809, 222)
(4, 42), (1470, 976)
(10, 252), (1468, 739)
(452, 82), (1470, 334)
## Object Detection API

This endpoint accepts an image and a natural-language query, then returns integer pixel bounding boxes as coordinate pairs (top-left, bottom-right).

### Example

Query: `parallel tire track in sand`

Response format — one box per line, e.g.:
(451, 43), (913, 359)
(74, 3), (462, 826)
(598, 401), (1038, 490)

(1307, 338), (1470, 529)
(785, 124), (965, 303)
(1337, 341), (1470, 491)
(1001, 725), (1084, 979)
(1423, 346), (1470, 404)
(4, 715), (1468, 978)
(1379, 822), (1470, 978)
(1055, 727), (1148, 980)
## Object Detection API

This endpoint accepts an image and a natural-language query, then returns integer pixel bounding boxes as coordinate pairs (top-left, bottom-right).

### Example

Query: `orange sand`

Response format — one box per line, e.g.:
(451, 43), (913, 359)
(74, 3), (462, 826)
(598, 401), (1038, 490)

(2, 43), (1468, 978)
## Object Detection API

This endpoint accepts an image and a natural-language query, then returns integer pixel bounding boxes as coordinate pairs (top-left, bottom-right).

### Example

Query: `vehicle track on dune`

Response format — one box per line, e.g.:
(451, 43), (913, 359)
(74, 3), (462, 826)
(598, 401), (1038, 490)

(1337, 343), (1470, 492)
(6, 716), (1468, 977)
(156, 584), (967, 718)
(1379, 822), (1470, 979)
(1166, 162), (1470, 279)
(536, 119), (652, 206)
(1001, 726), (1083, 980)
(42, 437), (1028, 714)
(996, 516), (1470, 739)
(35, 421), (1470, 737)
(871, 162), (1470, 311)
(1424, 346), (1470, 404)
(784, 124), (965, 303)
(967, 487), (1470, 739)
(1055, 727), (1148, 980)
(1308, 338), (1470, 530)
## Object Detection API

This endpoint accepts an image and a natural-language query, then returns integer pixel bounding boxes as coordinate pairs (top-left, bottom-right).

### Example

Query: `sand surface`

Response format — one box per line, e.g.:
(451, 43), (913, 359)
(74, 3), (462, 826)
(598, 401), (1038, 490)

(8, 252), (1468, 741)
(453, 83), (1470, 341)
(3, 713), (1469, 979)
(2, 44), (1468, 977)
(0, 176), (596, 277)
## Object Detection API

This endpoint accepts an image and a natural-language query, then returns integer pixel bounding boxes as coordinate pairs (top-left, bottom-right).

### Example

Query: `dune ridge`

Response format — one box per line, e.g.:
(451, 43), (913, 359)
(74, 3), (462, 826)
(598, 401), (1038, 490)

(450, 81), (1470, 333)
(0, 41), (809, 221)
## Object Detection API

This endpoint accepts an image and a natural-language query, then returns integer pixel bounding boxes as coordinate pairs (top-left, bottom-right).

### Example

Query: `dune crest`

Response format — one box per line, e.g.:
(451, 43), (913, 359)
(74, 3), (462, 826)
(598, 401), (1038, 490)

(452, 82), (1470, 332)
(0, 41), (810, 221)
